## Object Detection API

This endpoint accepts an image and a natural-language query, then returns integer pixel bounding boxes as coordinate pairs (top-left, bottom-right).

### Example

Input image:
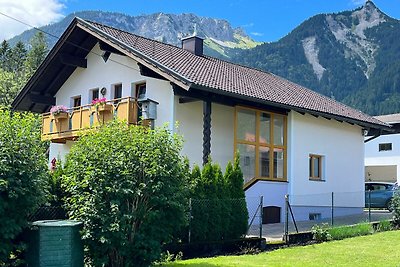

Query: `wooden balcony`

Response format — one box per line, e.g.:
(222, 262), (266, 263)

(42, 97), (138, 143)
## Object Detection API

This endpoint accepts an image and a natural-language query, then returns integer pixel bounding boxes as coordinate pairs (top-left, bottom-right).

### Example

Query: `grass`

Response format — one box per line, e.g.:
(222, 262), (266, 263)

(328, 222), (373, 240)
(162, 230), (400, 267)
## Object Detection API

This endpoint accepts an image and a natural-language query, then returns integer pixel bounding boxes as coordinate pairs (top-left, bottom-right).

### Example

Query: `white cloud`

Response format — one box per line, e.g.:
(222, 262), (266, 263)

(241, 22), (254, 28)
(251, 32), (264, 37)
(350, 0), (365, 6)
(0, 0), (65, 41)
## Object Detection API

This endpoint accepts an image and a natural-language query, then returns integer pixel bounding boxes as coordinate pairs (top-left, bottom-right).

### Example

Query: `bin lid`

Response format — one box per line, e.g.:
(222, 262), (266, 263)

(32, 220), (83, 227)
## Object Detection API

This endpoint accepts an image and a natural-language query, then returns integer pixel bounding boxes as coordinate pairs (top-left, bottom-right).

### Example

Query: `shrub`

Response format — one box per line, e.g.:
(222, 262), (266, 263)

(391, 191), (400, 226)
(62, 121), (189, 267)
(0, 109), (48, 263)
(311, 223), (331, 242)
(226, 153), (248, 238)
(328, 222), (373, 240)
(189, 154), (248, 243)
(376, 220), (393, 232)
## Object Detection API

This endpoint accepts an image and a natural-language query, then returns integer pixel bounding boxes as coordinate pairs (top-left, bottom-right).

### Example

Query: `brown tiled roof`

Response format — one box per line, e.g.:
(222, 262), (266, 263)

(83, 19), (387, 128)
(374, 113), (400, 124)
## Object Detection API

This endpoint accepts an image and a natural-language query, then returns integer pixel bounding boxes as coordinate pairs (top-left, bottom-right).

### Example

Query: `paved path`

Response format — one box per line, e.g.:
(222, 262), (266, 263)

(248, 210), (394, 241)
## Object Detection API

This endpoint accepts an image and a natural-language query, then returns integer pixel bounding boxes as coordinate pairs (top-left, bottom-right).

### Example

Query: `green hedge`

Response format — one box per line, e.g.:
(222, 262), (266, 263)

(0, 109), (47, 264)
(189, 154), (248, 243)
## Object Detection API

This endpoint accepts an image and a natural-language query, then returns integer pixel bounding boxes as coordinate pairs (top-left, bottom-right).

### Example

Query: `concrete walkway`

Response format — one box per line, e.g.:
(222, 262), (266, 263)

(248, 210), (394, 241)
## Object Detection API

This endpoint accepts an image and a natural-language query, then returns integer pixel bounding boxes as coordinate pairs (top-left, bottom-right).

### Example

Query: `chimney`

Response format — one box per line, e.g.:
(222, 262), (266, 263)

(182, 35), (204, 56)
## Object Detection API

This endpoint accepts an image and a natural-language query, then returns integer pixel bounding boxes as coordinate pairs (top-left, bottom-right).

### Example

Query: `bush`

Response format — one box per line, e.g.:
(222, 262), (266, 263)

(311, 223), (331, 242)
(0, 109), (47, 263)
(62, 121), (189, 267)
(189, 154), (248, 243)
(391, 191), (400, 226)
(376, 220), (393, 232)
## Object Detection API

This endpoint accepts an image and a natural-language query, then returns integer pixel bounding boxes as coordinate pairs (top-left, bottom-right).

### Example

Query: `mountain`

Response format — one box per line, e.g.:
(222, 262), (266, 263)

(10, 2), (400, 115)
(9, 11), (259, 59)
(231, 1), (400, 115)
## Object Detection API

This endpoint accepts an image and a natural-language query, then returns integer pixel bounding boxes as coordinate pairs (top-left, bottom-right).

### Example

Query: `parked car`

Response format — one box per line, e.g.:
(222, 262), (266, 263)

(365, 182), (398, 211)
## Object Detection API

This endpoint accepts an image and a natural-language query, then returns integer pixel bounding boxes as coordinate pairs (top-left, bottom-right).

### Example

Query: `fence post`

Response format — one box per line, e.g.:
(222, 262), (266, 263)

(368, 190), (371, 222)
(259, 196), (263, 239)
(331, 192), (334, 226)
(284, 194), (289, 243)
(188, 198), (192, 244)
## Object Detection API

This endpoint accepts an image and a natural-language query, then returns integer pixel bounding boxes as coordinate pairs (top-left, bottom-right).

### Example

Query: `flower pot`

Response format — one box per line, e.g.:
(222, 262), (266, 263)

(93, 104), (113, 113)
(51, 112), (69, 121)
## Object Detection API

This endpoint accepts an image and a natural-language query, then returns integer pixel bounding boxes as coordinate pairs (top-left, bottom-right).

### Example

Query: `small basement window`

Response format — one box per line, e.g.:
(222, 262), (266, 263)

(309, 213), (321, 221)
(379, 143), (392, 152)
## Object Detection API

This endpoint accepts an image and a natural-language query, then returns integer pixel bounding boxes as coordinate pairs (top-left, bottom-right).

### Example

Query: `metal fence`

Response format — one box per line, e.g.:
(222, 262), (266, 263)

(187, 198), (250, 243)
(261, 191), (394, 242)
(27, 205), (67, 222)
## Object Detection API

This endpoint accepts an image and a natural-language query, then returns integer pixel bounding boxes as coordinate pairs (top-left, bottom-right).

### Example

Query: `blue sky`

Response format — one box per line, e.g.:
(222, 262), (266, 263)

(62, 0), (400, 42)
(0, 0), (399, 41)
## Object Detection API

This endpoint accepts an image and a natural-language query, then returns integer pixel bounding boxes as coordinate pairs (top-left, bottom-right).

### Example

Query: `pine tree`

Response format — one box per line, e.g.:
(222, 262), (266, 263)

(0, 40), (11, 71)
(225, 152), (248, 239)
(25, 32), (48, 78)
(10, 41), (27, 77)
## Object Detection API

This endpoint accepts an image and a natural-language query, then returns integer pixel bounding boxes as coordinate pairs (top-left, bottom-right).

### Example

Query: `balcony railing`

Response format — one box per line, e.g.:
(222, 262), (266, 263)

(42, 97), (138, 143)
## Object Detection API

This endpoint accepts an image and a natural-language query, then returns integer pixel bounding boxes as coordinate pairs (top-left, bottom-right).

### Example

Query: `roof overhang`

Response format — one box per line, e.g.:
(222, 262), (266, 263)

(12, 19), (97, 113)
(12, 18), (192, 113)
(189, 84), (392, 134)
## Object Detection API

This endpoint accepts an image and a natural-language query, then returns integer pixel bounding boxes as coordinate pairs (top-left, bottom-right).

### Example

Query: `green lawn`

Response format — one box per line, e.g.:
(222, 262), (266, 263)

(163, 230), (400, 267)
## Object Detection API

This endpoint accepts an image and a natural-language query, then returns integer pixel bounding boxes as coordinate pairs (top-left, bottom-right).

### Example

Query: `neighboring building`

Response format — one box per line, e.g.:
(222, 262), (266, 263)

(365, 113), (400, 183)
(12, 18), (390, 222)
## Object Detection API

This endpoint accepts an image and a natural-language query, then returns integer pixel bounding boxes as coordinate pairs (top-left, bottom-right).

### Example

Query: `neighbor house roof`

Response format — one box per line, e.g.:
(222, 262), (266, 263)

(374, 113), (400, 124)
(12, 17), (390, 131)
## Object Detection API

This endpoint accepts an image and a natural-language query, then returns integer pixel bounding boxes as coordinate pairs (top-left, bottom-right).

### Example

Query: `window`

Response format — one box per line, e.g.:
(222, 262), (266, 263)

(114, 84), (122, 99)
(309, 154), (323, 180)
(379, 143), (392, 151)
(309, 213), (321, 221)
(235, 107), (286, 184)
(72, 96), (81, 108)
(90, 88), (99, 102)
(135, 83), (146, 100)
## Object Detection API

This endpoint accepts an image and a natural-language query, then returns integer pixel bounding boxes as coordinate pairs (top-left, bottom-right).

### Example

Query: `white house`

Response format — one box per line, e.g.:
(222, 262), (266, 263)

(12, 18), (390, 222)
(365, 113), (400, 183)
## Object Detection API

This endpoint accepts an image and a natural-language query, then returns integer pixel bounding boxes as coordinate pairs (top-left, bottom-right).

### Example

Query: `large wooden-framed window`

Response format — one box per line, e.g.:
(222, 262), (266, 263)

(309, 154), (323, 180)
(235, 106), (287, 185)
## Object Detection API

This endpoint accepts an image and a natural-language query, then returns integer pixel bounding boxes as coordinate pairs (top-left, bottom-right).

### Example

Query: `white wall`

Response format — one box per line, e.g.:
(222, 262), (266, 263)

(365, 134), (400, 182)
(245, 181), (288, 222)
(211, 104), (235, 170)
(175, 101), (235, 170)
(288, 112), (365, 208)
(175, 99), (203, 167)
(52, 43), (174, 162)
(48, 141), (74, 166)
(55, 43), (173, 126)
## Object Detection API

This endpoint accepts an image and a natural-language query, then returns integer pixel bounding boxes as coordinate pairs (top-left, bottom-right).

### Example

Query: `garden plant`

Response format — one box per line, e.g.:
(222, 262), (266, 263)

(0, 109), (48, 264)
(62, 121), (189, 267)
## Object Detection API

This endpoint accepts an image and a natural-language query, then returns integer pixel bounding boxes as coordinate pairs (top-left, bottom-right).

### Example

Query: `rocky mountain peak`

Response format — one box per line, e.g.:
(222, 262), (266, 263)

(324, 1), (387, 79)
(8, 11), (259, 59)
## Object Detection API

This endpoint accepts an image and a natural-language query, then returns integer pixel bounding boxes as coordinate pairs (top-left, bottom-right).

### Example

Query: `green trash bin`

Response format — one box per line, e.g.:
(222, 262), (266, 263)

(26, 220), (84, 267)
